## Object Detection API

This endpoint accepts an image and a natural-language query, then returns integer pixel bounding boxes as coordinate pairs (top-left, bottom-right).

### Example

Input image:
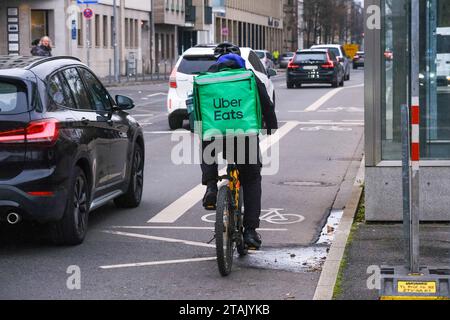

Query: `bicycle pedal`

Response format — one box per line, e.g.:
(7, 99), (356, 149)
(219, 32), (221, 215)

(204, 205), (216, 211)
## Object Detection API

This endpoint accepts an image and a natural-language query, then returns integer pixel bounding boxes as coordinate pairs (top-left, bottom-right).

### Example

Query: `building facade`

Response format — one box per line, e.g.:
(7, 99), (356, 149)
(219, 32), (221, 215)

(0, 0), (152, 77)
(365, 0), (450, 221)
(213, 0), (283, 52)
(282, 0), (298, 52)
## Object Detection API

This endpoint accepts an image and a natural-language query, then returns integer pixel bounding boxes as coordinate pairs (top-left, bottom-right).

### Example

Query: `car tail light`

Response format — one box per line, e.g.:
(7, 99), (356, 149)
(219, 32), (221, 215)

(0, 119), (59, 144)
(169, 67), (177, 89)
(354, 55), (360, 60)
(27, 191), (54, 197)
(322, 53), (335, 69)
(288, 60), (300, 69)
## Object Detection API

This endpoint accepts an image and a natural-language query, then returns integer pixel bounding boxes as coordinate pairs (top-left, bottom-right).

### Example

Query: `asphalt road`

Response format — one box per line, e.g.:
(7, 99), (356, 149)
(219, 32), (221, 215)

(0, 69), (365, 300)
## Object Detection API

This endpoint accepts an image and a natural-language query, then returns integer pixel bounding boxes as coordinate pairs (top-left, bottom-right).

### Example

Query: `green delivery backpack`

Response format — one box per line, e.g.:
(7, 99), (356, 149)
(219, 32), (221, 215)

(193, 69), (262, 141)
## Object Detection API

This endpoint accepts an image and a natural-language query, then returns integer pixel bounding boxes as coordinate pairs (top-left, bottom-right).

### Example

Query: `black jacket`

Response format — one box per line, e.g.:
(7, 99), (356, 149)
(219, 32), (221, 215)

(207, 61), (278, 133)
(31, 45), (52, 57)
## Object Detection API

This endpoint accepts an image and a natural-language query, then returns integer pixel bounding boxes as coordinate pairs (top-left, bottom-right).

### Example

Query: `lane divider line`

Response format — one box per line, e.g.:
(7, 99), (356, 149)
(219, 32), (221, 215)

(102, 230), (216, 248)
(99, 257), (216, 270)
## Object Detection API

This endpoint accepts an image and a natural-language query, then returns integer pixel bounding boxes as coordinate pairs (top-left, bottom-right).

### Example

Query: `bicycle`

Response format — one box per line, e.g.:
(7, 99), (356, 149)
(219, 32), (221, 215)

(215, 164), (248, 277)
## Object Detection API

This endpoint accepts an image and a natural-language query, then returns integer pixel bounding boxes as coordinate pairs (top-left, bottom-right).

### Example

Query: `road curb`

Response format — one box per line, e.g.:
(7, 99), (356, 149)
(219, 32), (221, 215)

(313, 157), (365, 300)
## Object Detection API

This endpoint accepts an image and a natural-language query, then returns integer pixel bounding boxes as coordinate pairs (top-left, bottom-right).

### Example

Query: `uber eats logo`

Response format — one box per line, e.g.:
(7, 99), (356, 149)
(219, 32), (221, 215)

(213, 98), (244, 121)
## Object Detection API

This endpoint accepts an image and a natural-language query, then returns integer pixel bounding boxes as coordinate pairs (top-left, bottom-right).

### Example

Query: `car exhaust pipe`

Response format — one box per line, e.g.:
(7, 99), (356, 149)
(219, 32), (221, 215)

(6, 212), (21, 225)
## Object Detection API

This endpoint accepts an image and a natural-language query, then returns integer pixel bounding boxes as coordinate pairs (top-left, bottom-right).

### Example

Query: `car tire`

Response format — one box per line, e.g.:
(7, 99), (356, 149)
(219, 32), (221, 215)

(114, 143), (144, 209)
(50, 166), (90, 246)
(287, 82), (294, 89)
(332, 76), (339, 88)
(168, 114), (183, 130)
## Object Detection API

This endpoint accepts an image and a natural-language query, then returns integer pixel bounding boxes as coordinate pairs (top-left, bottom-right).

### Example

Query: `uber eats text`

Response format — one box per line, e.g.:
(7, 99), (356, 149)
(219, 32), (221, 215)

(213, 98), (244, 121)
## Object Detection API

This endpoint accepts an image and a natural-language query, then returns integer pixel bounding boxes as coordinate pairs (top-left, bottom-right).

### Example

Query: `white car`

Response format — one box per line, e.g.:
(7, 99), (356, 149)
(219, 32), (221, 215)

(310, 44), (351, 81)
(167, 46), (277, 130)
(255, 50), (275, 71)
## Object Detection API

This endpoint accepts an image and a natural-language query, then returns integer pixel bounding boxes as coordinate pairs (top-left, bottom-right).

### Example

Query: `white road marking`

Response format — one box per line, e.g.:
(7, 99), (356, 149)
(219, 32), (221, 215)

(303, 88), (344, 112)
(130, 113), (154, 117)
(111, 226), (288, 231)
(99, 257), (216, 270)
(147, 92), (168, 97)
(148, 121), (300, 224)
(144, 130), (191, 134)
(102, 230), (215, 248)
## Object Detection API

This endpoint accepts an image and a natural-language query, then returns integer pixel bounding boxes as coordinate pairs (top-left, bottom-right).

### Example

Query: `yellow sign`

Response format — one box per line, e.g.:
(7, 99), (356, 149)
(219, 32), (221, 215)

(398, 281), (437, 294)
(344, 44), (359, 59)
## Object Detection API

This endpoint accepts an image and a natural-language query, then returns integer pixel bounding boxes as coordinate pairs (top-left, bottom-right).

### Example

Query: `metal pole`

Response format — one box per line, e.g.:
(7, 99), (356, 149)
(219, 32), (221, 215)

(113, 0), (119, 82)
(410, 0), (420, 274)
(401, 104), (411, 269)
(86, 5), (91, 67)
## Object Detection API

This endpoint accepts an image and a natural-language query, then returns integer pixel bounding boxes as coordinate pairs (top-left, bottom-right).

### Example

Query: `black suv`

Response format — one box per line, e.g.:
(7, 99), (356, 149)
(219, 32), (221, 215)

(0, 56), (145, 245)
(287, 49), (345, 88)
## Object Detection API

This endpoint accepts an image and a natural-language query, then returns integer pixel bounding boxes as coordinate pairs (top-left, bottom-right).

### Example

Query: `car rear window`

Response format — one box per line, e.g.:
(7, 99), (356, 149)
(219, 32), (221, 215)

(178, 56), (217, 75)
(315, 47), (340, 57)
(0, 80), (28, 114)
(255, 51), (265, 59)
(294, 53), (327, 63)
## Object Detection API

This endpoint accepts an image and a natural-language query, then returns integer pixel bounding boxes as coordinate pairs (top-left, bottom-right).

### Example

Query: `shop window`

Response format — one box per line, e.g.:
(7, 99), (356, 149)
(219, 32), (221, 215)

(31, 10), (49, 45)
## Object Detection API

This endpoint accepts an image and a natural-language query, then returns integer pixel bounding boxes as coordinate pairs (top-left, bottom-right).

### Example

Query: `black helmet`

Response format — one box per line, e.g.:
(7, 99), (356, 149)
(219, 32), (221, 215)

(214, 42), (241, 58)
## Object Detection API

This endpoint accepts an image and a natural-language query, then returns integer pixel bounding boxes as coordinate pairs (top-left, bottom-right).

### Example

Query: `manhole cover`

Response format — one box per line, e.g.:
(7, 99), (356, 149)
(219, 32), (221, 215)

(281, 181), (333, 187)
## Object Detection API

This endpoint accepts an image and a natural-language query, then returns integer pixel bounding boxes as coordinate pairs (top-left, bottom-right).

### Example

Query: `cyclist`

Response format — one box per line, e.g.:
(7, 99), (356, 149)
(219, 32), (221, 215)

(201, 43), (278, 250)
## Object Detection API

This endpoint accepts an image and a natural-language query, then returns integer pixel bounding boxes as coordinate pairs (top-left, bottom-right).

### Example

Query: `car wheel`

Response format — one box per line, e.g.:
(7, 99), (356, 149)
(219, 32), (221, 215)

(168, 114), (183, 130)
(287, 82), (294, 89)
(50, 166), (90, 246)
(114, 143), (144, 208)
(332, 76), (339, 88)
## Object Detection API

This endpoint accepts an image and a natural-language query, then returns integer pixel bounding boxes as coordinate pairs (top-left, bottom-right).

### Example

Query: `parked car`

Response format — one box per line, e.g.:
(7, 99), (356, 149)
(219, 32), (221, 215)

(310, 44), (351, 80)
(353, 51), (365, 69)
(437, 27), (450, 86)
(255, 50), (275, 71)
(279, 52), (295, 69)
(286, 49), (345, 88)
(167, 47), (277, 130)
(0, 55), (145, 245)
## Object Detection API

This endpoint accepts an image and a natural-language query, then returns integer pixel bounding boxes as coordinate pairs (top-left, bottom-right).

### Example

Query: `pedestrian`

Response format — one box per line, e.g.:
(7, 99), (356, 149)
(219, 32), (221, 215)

(31, 36), (52, 57)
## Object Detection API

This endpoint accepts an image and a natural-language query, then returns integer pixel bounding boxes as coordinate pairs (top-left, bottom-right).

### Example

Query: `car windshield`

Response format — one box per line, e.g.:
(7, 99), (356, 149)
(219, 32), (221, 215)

(0, 80), (28, 114)
(255, 51), (265, 59)
(315, 47), (340, 57)
(295, 53), (327, 63)
(178, 56), (217, 75)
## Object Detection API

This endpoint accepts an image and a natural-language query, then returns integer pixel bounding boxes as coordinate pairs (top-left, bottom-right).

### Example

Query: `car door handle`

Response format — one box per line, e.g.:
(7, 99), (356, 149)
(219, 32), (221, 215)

(81, 117), (90, 125)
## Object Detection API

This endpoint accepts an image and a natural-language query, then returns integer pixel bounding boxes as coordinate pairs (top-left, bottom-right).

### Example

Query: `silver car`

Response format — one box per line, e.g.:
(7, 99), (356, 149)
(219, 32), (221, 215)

(279, 52), (295, 68)
(255, 50), (275, 71)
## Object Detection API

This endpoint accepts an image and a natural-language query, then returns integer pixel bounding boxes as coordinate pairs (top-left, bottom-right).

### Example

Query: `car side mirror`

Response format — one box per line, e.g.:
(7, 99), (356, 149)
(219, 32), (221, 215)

(267, 68), (277, 78)
(115, 95), (135, 110)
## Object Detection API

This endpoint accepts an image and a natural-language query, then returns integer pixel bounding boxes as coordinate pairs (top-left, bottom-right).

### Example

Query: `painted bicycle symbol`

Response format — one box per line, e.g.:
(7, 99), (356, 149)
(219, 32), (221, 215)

(201, 208), (305, 225)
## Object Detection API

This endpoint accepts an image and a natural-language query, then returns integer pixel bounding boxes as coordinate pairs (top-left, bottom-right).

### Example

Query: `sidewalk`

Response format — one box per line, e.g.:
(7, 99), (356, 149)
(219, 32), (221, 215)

(335, 221), (450, 300)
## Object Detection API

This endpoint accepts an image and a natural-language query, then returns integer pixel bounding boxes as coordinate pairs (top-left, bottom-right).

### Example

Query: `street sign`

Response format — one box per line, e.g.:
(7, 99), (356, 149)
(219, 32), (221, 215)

(77, 0), (98, 4)
(83, 8), (93, 19)
(343, 44), (359, 59)
(221, 27), (229, 36)
(71, 20), (77, 40)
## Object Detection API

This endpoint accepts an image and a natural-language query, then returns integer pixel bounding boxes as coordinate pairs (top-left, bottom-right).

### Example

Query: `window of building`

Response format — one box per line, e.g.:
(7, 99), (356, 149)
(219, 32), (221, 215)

(31, 10), (49, 45)
(110, 16), (115, 48)
(135, 20), (139, 48)
(77, 12), (83, 47)
(125, 18), (130, 48)
(95, 14), (100, 47)
(103, 15), (108, 47)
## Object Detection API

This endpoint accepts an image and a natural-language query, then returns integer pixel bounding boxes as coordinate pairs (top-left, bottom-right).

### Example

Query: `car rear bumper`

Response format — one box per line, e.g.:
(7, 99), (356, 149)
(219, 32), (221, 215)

(287, 70), (336, 83)
(0, 184), (67, 223)
(167, 90), (188, 114)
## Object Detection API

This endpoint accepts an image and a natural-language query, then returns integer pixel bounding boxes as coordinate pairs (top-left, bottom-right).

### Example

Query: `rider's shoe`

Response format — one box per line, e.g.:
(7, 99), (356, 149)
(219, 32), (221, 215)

(244, 228), (262, 250)
(203, 182), (218, 210)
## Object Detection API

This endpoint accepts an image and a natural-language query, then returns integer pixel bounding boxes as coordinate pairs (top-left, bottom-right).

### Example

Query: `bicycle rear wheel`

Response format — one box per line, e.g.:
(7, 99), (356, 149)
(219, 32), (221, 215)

(215, 185), (234, 276)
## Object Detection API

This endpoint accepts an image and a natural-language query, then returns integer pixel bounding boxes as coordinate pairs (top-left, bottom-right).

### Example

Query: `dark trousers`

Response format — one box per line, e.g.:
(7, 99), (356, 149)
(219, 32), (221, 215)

(201, 136), (262, 229)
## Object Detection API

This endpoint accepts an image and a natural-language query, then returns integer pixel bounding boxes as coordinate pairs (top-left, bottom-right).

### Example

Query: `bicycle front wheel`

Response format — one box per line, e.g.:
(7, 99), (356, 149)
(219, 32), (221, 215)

(215, 185), (234, 276)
